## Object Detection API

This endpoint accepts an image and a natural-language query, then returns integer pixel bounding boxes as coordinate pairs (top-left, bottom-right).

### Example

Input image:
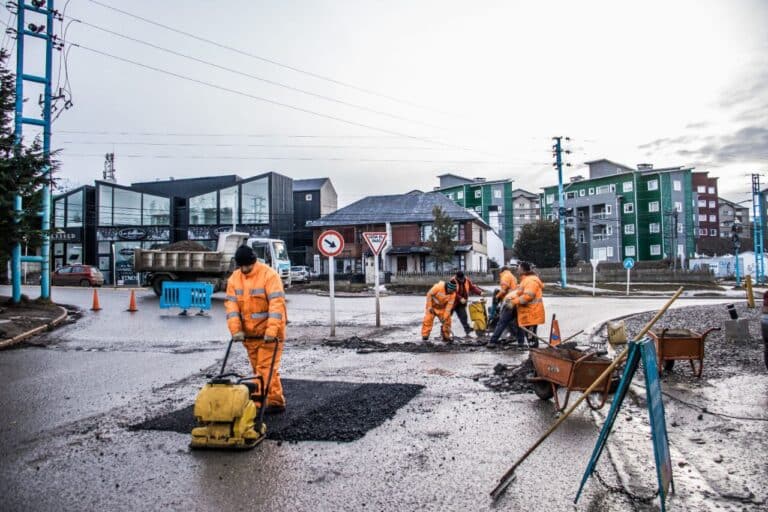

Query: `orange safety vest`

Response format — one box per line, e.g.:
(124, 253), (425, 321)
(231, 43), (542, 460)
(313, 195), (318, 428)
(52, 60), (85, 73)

(496, 270), (518, 300)
(225, 263), (287, 340)
(425, 281), (455, 313)
(510, 273), (545, 326)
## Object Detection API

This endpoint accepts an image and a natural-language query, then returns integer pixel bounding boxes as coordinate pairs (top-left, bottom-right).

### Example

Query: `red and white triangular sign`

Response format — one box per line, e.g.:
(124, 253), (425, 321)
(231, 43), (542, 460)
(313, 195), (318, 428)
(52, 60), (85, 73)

(363, 232), (388, 256)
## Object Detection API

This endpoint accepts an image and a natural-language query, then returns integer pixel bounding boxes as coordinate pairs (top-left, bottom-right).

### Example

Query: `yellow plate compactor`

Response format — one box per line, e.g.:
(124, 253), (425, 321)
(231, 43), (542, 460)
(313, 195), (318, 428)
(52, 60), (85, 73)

(190, 337), (278, 450)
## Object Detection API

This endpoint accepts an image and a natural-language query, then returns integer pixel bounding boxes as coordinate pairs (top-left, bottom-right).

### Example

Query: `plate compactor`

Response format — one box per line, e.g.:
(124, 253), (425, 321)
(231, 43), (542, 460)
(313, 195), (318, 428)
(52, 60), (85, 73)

(190, 337), (279, 450)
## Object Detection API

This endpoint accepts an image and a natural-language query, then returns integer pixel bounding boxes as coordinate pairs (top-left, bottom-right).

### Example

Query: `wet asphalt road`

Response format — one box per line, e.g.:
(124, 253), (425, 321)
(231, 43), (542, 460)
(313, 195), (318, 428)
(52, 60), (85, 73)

(0, 285), (733, 511)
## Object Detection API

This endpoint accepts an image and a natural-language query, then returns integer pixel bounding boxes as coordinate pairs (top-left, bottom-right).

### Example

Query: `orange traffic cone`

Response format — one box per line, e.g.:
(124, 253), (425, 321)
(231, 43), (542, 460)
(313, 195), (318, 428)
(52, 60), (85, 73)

(126, 289), (138, 312)
(91, 289), (102, 311)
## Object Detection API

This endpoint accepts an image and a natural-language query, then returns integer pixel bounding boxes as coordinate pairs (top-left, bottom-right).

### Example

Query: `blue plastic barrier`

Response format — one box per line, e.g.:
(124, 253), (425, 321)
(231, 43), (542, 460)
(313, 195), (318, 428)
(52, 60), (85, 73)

(160, 282), (214, 313)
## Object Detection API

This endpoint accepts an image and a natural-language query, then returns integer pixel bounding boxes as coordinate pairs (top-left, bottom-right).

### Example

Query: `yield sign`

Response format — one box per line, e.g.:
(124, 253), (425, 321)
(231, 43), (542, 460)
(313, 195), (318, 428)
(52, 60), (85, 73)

(363, 232), (388, 255)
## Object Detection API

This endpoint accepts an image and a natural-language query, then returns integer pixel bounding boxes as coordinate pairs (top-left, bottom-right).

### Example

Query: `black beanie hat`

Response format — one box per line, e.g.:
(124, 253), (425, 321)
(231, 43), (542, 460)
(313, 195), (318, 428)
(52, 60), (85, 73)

(234, 245), (257, 266)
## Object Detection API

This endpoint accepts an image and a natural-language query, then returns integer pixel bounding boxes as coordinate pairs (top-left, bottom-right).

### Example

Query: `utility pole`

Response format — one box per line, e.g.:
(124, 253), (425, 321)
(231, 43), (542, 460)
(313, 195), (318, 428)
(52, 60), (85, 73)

(103, 152), (116, 182)
(752, 174), (764, 284)
(11, 0), (56, 303)
(552, 137), (569, 288)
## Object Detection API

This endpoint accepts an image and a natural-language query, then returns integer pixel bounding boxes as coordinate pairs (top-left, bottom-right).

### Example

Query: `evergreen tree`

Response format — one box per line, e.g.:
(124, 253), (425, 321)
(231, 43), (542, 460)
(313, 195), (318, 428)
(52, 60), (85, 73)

(512, 220), (578, 267)
(0, 50), (57, 272)
(427, 205), (456, 272)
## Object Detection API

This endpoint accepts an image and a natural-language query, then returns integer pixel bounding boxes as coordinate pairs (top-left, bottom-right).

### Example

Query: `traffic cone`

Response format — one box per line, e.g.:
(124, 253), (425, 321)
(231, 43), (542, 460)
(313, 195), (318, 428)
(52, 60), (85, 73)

(126, 289), (138, 312)
(549, 316), (561, 346)
(91, 289), (102, 311)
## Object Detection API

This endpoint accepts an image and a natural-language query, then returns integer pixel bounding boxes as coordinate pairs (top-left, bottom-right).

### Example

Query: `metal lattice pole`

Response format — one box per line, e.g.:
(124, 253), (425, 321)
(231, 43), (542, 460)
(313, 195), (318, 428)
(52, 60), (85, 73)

(752, 174), (764, 285)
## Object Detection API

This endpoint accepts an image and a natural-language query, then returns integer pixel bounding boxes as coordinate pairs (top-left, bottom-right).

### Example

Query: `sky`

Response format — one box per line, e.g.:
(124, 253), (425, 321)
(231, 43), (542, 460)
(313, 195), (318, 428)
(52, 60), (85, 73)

(4, 0), (767, 206)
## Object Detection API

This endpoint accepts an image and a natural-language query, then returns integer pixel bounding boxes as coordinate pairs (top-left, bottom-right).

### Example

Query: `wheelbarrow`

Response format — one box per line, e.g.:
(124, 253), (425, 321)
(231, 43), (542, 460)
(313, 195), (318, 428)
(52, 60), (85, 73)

(528, 346), (615, 412)
(647, 327), (720, 377)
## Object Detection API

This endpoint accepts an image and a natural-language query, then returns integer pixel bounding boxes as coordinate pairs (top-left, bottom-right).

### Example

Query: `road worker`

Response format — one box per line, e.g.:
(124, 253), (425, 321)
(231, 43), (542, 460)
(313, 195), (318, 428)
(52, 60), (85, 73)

(450, 270), (484, 337)
(422, 280), (457, 342)
(225, 245), (287, 413)
(495, 265), (518, 302)
(509, 261), (545, 347)
(487, 266), (520, 344)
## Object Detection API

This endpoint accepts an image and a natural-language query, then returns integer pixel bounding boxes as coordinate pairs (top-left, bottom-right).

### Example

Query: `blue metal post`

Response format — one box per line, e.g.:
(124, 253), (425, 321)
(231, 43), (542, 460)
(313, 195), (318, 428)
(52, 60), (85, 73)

(11, 5), (26, 303)
(554, 137), (567, 288)
(752, 174), (764, 285)
(735, 247), (741, 287)
(40, 0), (54, 299)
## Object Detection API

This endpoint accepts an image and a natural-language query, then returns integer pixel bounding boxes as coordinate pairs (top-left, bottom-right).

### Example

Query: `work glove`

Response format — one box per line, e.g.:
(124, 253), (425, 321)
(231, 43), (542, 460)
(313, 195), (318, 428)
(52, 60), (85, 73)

(264, 335), (279, 343)
(460, 298), (467, 305)
(232, 332), (245, 342)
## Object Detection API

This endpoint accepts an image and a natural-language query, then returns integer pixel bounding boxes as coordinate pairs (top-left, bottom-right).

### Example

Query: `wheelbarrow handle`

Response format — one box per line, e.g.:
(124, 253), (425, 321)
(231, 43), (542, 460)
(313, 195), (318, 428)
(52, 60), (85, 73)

(701, 327), (721, 338)
(574, 351), (596, 365)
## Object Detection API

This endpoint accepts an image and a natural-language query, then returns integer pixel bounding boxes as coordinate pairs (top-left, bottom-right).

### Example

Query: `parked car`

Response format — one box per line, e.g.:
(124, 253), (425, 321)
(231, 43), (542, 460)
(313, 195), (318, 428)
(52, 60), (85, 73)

(290, 265), (311, 283)
(52, 264), (104, 287)
(762, 291), (768, 369)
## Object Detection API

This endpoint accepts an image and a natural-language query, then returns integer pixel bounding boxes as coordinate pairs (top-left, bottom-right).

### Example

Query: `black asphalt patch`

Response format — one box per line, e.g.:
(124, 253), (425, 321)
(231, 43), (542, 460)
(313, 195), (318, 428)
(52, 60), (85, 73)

(131, 378), (424, 442)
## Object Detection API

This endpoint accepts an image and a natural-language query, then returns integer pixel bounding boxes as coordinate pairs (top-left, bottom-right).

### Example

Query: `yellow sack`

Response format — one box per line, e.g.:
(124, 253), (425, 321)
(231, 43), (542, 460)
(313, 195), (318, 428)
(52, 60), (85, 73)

(468, 300), (488, 331)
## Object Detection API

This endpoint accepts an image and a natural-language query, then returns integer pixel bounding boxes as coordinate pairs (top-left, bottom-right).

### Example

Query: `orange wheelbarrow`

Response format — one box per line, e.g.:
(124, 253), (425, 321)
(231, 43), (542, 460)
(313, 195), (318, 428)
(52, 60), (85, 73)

(528, 346), (616, 412)
(647, 327), (720, 377)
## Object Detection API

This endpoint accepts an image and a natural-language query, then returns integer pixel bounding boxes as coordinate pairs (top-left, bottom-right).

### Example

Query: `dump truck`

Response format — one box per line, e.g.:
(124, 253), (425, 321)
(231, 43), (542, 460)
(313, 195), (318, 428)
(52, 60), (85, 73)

(134, 232), (291, 296)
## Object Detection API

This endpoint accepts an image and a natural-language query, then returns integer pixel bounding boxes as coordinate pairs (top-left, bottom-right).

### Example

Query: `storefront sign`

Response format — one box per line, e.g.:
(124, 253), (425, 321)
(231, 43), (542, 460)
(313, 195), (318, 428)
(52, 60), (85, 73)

(51, 228), (82, 243)
(188, 225), (270, 241)
(117, 228), (148, 240)
(97, 227), (169, 242)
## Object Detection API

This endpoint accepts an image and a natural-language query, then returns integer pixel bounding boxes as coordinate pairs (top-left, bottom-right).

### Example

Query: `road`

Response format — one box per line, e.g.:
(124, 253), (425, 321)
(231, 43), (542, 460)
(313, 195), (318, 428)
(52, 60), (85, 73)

(0, 285), (733, 511)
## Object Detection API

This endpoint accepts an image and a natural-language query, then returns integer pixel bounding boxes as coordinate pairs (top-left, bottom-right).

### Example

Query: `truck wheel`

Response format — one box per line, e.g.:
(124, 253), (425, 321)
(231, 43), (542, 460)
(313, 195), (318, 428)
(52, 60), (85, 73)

(152, 277), (167, 297)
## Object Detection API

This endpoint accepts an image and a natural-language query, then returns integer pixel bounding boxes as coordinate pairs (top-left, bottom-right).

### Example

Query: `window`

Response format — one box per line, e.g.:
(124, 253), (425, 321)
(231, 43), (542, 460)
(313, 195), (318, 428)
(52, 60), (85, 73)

(650, 244), (661, 256)
(241, 178), (269, 224)
(708, 215), (716, 222)
(606, 205), (613, 215)
(421, 223), (433, 242)
(678, 223), (683, 233)
(474, 189), (482, 199)
(54, 198), (65, 228)
(623, 181), (633, 192)
(674, 201), (682, 212)
(113, 187), (142, 225)
(596, 185), (610, 195)
(673, 180), (681, 191)
(708, 201), (716, 208)
(578, 232), (585, 243)
(189, 191), (218, 225)
(546, 194), (554, 204)
(588, 188), (595, 195)
(609, 184), (616, 192)
(648, 201), (659, 212)
(493, 189), (502, 199)
(699, 228), (707, 236)
(625, 246), (636, 257)
(649, 222), (660, 233)
(708, 186), (715, 194)
(623, 202), (634, 213)
(219, 186), (237, 225)
(98, 184), (113, 226)
(624, 224), (635, 234)
(457, 191), (464, 200)
(698, 214), (707, 221)
(305, 193), (312, 201)
(143, 194), (170, 225)
(710, 229), (717, 236)
(579, 189), (585, 197)
(698, 200), (707, 207)
(66, 191), (83, 227)
(606, 246), (614, 258)
(648, 179), (658, 191)
(606, 225), (613, 235)
(447, 193), (453, 200)
(697, 185), (706, 193)
(566, 191), (577, 199)
(474, 206), (482, 213)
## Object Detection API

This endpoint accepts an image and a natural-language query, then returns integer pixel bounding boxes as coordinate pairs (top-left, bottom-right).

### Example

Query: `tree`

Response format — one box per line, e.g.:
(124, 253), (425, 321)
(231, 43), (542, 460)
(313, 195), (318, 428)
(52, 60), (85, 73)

(0, 50), (56, 272)
(697, 236), (752, 256)
(427, 205), (456, 271)
(512, 220), (578, 268)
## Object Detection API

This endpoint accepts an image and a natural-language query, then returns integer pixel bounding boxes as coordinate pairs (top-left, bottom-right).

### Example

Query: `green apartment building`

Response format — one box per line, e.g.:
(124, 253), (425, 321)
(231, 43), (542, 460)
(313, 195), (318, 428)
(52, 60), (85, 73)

(541, 160), (696, 263)
(436, 173), (515, 255)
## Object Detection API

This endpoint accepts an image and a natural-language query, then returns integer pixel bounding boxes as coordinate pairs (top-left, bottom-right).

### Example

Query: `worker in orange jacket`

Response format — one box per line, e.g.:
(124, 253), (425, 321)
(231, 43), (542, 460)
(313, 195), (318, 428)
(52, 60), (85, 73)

(495, 266), (518, 301)
(225, 245), (287, 413)
(508, 261), (545, 347)
(450, 270), (484, 337)
(422, 280), (457, 342)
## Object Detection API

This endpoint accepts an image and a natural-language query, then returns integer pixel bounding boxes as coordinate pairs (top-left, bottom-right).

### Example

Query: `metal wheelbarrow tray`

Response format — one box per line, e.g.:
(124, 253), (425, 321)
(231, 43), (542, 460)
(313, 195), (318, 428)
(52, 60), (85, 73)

(528, 346), (615, 412)
(647, 327), (719, 377)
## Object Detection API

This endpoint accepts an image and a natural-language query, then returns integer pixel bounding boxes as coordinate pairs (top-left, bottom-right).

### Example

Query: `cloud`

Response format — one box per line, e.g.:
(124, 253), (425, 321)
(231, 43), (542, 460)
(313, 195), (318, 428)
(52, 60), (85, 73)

(674, 126), (768, 165)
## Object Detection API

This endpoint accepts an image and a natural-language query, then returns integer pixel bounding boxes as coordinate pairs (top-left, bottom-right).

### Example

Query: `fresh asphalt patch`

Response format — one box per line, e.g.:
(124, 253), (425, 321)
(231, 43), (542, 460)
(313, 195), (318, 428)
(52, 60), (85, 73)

(131, 379), (424, 443)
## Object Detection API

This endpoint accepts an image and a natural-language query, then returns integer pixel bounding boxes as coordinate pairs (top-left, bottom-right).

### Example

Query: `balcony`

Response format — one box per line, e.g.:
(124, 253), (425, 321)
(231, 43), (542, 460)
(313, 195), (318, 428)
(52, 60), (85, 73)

(592, 233), (611, 241)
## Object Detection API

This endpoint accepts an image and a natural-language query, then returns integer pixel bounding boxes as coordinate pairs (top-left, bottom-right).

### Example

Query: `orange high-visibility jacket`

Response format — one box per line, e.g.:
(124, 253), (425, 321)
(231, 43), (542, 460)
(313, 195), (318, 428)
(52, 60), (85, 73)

(425, 281), (455, 318)
(509, 273), (545, 326)
(225, 263), (287, 340)
(496, 269), (518, 300)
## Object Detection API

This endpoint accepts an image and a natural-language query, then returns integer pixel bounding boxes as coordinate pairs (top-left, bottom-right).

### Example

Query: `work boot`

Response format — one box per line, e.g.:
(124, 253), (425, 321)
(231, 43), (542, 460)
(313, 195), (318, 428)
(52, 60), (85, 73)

(442, 336), (453, 343)
(422, 336), (429, 341)
(264, 404), (286, 414)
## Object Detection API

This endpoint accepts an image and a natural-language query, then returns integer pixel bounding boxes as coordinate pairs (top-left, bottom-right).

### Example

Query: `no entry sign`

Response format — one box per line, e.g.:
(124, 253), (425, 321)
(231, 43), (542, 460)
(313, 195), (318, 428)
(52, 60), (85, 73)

(318, 230), (344, 258)
(363, 232), (388, 255)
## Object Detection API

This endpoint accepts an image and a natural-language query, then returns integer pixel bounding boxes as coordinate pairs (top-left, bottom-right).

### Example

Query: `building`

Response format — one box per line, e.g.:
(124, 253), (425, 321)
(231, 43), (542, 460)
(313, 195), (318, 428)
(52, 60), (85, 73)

(434, 173), (514, 259)
(306, 191), (492, 274)
(52, 172), (333, 284)
(692, 172), (719, 242)
(511, 188), (541, 240)
(291, 178), (338, 266)
(718, 197), (750, 238)
(541, 159), (696, 263)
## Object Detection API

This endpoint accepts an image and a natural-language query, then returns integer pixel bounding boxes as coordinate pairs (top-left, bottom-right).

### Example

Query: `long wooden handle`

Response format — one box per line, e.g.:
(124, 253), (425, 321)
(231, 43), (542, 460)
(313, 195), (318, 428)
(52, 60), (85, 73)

(492, 287), (684, 495)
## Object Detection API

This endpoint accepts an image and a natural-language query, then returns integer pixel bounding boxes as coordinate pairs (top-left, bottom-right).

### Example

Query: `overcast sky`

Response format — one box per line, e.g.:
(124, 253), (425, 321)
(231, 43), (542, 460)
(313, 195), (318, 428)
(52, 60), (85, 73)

(4, 0), (767, 206)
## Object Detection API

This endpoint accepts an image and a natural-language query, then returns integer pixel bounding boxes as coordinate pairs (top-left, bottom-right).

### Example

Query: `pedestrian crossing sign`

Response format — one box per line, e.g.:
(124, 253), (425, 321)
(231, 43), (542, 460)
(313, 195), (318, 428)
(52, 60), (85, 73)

(363, 232), (388, 255)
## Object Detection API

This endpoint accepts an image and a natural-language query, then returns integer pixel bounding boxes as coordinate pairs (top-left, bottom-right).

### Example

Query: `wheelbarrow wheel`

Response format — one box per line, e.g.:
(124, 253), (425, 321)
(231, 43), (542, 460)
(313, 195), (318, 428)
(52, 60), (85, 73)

(533, 381), (554, 400)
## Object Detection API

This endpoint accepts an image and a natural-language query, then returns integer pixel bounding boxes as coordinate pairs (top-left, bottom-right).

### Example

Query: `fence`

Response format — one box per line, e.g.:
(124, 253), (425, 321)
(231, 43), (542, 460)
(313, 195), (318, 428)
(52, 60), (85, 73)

(535, 264), (715, 283)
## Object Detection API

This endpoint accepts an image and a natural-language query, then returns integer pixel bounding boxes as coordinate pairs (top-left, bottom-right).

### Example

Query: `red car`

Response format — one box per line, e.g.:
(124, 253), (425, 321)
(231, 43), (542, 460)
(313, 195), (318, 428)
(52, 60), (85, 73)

(52, 264), (105, 287)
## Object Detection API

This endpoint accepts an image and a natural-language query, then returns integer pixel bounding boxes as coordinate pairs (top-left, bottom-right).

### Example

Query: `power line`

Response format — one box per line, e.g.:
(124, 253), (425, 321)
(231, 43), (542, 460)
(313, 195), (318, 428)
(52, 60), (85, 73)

(56, 130), (404, 138)
(84, 0), (457, 118)
(60, 140), (446, 150)
(64, 13), (444, 130)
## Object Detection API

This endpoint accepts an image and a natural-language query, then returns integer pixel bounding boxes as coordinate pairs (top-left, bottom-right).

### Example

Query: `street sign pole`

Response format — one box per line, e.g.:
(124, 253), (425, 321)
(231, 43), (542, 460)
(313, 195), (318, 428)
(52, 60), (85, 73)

(623, 257), (635, 297)
(627, 268), (630, 296)
(362, 232), (388, 328)
(374, 253), (381, 327)
(590, 258), (599, 296)
(329, 255), (336, 337)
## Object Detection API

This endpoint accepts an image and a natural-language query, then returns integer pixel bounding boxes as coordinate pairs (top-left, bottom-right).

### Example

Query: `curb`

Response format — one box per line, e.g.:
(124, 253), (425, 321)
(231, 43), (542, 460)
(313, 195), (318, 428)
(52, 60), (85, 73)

(0, 305), (69, 349)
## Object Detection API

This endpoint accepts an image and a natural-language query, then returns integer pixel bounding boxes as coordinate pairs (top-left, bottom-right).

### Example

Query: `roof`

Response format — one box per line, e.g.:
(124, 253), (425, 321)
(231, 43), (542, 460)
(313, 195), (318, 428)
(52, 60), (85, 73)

(307, 191), (491, 228)
(584, 158), (634, 169)
(512, 188), (539, 199)
(293, 178), (329, 192)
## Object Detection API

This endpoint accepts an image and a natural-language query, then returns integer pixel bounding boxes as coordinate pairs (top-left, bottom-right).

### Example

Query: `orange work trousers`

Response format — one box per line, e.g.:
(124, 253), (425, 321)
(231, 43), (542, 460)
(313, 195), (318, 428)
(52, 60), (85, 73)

(243, 339), (285, 408)
(421, 308), (452, 340)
